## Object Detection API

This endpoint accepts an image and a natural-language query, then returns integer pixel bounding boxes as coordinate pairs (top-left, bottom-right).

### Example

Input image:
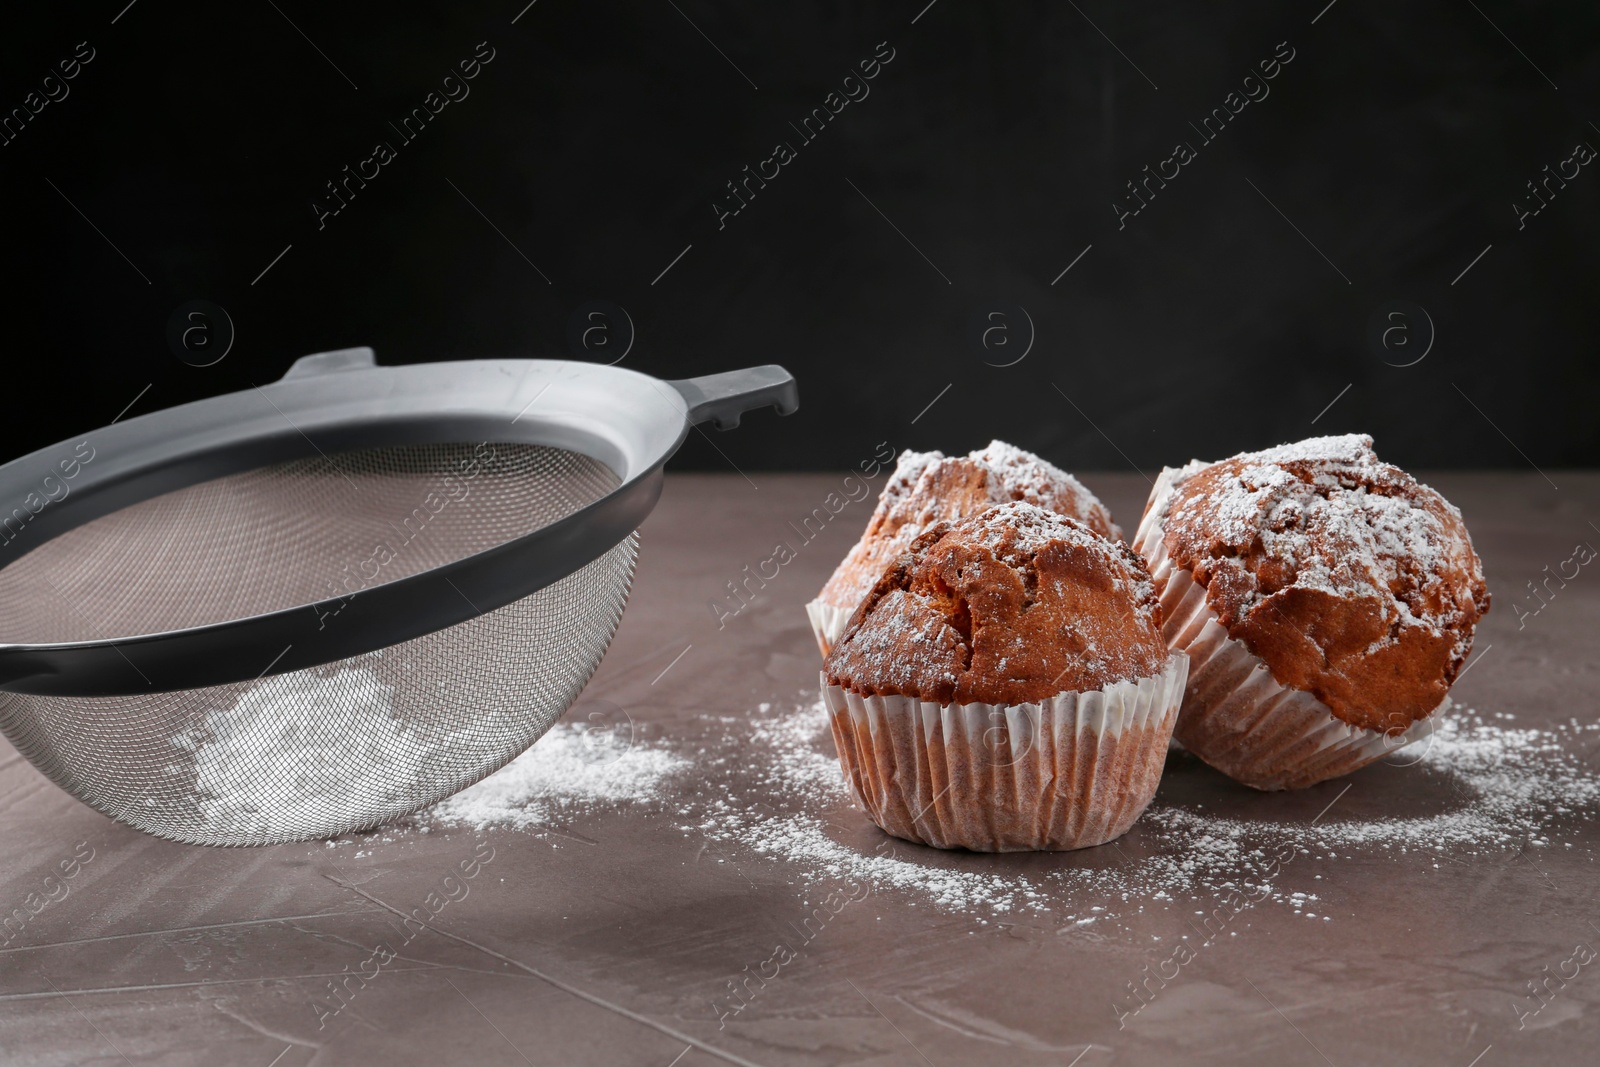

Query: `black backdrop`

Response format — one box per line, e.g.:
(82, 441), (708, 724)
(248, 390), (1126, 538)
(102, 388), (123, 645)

(2, 1), (1595, 474)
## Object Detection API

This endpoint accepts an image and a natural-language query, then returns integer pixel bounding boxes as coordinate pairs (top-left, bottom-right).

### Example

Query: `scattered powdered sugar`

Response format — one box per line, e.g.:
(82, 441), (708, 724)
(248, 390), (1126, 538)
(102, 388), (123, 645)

(250, 669), (1597, 928)
(1149, 712), (1600, 854)
(421, 722), (689, 831)
(685, 694), (1600, 925)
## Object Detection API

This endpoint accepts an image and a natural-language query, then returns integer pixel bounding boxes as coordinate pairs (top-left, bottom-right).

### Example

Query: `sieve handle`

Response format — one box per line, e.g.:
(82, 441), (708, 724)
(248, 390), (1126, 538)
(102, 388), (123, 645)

(280, 346), (378, 380)
(668, 365), (798, 431)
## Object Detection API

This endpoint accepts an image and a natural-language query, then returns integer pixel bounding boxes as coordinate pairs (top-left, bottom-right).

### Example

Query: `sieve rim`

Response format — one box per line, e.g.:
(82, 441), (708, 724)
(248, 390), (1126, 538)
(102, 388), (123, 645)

(0, 350), (795, 696)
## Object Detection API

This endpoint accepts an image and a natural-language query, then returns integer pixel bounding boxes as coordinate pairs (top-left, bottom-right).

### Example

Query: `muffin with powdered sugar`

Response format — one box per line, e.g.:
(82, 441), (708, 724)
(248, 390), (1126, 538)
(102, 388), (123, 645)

(1132, 433), (1489, 790)
(822, 501), (1187, 852)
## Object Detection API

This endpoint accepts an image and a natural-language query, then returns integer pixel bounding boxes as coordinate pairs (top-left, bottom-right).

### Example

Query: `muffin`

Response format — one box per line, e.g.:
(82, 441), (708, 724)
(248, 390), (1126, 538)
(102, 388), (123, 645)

(822, 501), (1188, 852)
(1131, 434), (1489, 791)
(807, 441), (1119, 655)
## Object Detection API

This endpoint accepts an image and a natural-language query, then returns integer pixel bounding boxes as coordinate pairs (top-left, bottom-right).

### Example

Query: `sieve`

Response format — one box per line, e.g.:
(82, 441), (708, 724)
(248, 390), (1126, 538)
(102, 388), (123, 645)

(0, 348), (796, 846)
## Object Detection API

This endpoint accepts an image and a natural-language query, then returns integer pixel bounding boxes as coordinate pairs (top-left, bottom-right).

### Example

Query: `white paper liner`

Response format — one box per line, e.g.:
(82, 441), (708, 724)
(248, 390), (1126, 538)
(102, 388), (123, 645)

(805, 598), (853, 657)
(821, 652), (1188, 852)
(1133, 464), (1443, 792)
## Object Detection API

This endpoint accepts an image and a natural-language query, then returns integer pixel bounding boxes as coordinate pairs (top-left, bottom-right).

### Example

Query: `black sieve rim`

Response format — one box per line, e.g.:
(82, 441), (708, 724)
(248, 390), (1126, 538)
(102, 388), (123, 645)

(0, 349), (795, 696)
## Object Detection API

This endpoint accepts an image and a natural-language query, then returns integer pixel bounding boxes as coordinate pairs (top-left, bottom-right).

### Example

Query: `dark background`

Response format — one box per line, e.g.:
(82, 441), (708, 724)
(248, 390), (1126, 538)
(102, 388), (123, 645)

(1, 1), (1595, 475)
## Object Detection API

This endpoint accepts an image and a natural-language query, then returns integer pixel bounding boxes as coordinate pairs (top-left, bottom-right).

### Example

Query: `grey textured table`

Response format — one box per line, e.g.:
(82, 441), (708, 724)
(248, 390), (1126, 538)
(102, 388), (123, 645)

(0, 472), (1596, 1067)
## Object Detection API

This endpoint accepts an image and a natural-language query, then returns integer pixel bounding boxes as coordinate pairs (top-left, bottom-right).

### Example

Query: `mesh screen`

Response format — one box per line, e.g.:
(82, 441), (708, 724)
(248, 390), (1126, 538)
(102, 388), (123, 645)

(0, 442), (619, 642)
(0, 442), (639, 845)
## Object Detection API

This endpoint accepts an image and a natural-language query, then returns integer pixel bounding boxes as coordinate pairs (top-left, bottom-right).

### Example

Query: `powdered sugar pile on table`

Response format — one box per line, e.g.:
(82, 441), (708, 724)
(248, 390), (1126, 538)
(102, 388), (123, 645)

(421, 721), (688, 831)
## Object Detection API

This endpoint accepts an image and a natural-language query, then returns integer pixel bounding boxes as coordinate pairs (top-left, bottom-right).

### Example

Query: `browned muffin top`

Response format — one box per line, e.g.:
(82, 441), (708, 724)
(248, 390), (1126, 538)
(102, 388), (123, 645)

(817, 442), (1119, 613)
(1161, 434), (1490, 732)
(825, 502), (1168, 705)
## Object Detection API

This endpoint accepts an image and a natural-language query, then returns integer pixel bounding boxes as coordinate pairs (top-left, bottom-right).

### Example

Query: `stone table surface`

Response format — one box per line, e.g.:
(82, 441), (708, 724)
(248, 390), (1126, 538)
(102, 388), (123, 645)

(0, 471), (1597, 1067)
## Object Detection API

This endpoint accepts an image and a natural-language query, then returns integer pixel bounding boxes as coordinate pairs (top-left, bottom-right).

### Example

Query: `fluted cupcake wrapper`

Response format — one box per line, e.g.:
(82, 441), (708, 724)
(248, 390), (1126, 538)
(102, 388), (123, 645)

(805, 598), (853, 657)
(821, 652), (1188, 852)
(1133, 465), (1443, 792)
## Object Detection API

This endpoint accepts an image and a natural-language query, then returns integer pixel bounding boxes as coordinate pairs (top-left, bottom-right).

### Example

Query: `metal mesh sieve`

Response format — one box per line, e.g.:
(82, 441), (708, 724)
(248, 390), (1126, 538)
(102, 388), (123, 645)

(0, 443), (638, 845)
(0, 352), (797, 846)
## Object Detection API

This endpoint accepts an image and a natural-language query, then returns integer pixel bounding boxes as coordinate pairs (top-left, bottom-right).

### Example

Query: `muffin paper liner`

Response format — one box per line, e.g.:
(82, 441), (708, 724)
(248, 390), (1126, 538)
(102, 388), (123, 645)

(1132, 464), (1442, 792)
(805, 599), (853, 657)
(821, 652), (1187, 852)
